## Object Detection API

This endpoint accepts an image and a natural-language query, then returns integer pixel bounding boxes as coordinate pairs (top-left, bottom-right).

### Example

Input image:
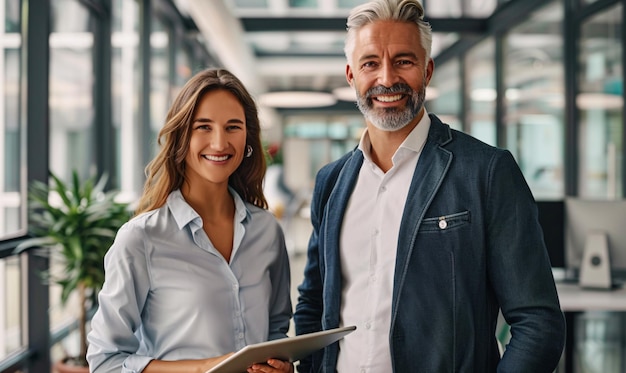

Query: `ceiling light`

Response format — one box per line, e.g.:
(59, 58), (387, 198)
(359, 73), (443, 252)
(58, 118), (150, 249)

(471, 88), (497, 102)
(576, 93), (623, 110)
(425, 87), (439, 101)
(333, 86), (356, 102)
(259, 91), (337, 108)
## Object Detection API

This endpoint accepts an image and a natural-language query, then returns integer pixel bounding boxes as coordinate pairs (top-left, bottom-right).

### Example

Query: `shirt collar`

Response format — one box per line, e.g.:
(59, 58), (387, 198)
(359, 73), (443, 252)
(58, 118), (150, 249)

(358, 109), (432, 163)
(167, 188), (250, 230)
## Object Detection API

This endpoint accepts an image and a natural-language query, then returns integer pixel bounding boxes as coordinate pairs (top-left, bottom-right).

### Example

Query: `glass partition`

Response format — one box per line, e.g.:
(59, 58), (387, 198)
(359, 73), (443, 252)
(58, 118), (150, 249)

(112, 0), (141, 202)
(49, 0), (95, 181)
(0, 256), (22, 360)
(425, 0), (497, 17)
(1, 34), (22, 238)
(48, 0), (95, 340)
(504, 0), (564, 199)
(466, 38), (496, 146)
(427, 58), (462, 131)
(578, 4), (623, 199)
(150, 16), (169, 158)
(174, 42), (192, 98)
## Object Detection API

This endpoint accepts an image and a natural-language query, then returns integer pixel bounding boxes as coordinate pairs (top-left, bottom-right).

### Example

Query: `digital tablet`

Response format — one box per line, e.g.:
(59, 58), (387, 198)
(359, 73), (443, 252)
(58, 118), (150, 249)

(205, 325), (357, 373)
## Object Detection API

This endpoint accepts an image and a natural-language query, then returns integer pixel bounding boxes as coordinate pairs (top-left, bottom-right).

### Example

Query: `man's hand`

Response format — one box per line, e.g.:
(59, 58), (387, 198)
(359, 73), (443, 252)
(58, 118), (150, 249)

(247, 358), (294, 373)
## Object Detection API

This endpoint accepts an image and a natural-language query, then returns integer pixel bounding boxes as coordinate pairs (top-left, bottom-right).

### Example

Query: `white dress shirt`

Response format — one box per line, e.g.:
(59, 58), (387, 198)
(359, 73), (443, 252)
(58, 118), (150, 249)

(86, 189), (292, 373)
(337, 113), (431, 373)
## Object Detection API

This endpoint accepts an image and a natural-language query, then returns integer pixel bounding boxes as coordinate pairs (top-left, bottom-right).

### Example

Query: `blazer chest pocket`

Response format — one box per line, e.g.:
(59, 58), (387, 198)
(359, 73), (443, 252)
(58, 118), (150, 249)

(419, 210), (470, 232)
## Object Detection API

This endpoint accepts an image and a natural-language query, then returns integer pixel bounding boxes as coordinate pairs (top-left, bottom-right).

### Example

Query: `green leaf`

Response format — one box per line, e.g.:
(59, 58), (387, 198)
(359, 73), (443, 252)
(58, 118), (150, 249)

(22, 169), (131, 361)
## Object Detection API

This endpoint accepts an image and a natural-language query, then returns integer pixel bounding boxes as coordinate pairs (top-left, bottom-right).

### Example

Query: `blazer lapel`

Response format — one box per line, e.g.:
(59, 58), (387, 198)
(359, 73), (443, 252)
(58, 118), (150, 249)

(392, 116), (453, 309)
(322, 149), (364, 326)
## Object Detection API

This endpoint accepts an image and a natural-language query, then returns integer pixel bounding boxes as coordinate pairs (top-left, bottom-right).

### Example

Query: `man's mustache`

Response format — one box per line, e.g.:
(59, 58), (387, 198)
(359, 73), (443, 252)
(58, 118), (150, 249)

(365, 83), (413, 98)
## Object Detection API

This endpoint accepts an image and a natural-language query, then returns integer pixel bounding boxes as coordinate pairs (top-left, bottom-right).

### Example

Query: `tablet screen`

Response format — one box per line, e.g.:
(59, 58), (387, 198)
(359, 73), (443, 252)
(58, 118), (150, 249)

(206, 325), (356, 373)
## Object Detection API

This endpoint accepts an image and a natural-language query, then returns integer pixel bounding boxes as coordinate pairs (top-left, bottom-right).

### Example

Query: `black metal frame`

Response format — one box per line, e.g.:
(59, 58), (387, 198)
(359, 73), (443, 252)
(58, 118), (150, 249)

(22, 0), (51, 367)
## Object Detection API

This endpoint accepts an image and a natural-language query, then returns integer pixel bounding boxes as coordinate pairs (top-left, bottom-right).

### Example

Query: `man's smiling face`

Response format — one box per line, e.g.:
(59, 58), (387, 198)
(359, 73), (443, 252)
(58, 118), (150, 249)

(346, 20), (433, 132)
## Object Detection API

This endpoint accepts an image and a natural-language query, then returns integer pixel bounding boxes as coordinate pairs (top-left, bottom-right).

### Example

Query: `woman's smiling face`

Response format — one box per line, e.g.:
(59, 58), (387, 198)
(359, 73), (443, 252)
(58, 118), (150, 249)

(184, 89), (247, 187)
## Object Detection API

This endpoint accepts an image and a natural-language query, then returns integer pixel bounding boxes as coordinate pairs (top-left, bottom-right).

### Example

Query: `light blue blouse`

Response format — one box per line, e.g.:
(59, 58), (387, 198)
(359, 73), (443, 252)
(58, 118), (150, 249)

(86, 189), (292, 373)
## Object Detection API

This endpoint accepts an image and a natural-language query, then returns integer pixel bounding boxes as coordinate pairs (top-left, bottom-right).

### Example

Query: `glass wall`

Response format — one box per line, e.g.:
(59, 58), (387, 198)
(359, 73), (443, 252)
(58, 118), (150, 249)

(48, 0), (95, 352)
(577, 4), (623, 199)
(283, 115), (361, 193)
(427, 58), (462, 131)
(112, 0), (141, 202)
(466, 38), (497, 146)
(504, 1), (565, 199)
(1, 1), (21, 239)
(0, 256), (21, 360)
(174, 41), (193, 97)
(0, 0), (23, 363)
(150, 16), (169, 158)
(425, 0), (498, 17)
(49, 0), (95, 181)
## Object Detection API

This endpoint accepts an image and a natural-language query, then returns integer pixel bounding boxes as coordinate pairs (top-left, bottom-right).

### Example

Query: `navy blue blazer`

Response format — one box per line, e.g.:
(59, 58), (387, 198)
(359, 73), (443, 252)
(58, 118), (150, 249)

(294, 114), (565, 372)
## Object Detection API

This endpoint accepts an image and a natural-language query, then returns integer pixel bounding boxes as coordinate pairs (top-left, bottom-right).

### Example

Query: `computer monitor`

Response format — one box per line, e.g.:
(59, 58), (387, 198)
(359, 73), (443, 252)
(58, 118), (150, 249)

(536, 200), (565, 269)
(565, 197), (626, 287)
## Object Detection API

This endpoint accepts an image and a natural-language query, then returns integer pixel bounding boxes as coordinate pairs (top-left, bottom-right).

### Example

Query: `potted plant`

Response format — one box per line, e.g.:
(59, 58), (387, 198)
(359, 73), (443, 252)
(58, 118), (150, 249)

(15, 170), (131, 372)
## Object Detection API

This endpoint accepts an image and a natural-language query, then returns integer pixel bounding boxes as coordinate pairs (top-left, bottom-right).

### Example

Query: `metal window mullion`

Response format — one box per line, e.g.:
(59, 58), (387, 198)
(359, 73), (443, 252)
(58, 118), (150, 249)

(21, 0), (51, 369)
(139, 0), (152, 175)
(93, 0), (114, 188)
(564, 0), (579, 197)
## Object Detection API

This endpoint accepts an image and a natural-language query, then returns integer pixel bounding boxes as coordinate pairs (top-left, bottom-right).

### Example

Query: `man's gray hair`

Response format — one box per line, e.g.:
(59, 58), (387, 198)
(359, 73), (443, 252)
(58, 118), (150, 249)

(344, 0), (432, 66)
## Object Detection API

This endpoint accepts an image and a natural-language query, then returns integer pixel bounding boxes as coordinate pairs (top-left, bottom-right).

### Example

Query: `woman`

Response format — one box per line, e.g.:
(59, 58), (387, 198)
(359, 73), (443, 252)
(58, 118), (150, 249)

(87, 68), (293, 373)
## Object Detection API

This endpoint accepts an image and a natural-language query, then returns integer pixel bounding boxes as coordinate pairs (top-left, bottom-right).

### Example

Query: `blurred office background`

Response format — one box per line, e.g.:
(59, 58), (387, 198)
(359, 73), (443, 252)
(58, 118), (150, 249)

(0, 0), (624, 372)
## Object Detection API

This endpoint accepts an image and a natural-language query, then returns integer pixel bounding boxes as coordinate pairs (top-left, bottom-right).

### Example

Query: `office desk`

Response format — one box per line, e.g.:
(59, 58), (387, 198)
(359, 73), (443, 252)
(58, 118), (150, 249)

(556, 282), (626, 373)
(557, 282), (626, 311)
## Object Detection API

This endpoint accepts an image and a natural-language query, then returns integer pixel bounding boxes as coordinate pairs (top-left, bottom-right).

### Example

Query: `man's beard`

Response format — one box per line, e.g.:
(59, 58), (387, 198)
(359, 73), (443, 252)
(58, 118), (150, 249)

(355, 82), (426, 131)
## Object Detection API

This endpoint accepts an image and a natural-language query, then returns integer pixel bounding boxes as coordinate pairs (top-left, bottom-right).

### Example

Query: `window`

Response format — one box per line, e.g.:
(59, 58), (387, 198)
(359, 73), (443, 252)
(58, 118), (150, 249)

(466, 38), (496, 146)
(0, 38), (22, 238)
(150, 16), (169, 158)
(427, 58), (462, 131)
(0, 255), (22, 360)
(48, 0), (96, 346)
(112, 0), (141, 202)
(578, 4), (623, 198)
(504, 0), (565, 199)
(0, 3), (25, 358)
(49, 0), (95, 181)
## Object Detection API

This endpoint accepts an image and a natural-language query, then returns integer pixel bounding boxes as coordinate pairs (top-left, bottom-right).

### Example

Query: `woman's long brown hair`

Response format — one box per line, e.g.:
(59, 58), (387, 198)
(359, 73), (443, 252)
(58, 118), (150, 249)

(134, 68), (268, 216)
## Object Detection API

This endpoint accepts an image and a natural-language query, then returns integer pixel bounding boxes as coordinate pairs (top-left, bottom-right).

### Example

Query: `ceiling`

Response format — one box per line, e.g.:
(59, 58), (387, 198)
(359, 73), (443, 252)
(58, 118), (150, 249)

(174, 0), (505, 111)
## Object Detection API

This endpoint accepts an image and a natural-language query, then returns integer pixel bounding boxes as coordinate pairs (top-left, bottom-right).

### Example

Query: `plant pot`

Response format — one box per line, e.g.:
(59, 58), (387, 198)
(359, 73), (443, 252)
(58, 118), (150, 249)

(54, 358), (89, 373)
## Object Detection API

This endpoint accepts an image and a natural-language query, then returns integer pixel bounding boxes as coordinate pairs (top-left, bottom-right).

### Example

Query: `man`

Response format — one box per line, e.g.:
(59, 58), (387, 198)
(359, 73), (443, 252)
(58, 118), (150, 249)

(294, 0), (566, 372)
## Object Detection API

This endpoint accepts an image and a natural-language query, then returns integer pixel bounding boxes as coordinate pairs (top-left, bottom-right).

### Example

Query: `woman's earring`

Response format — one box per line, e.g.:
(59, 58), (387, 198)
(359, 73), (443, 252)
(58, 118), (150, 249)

(245, 145), (253, 158)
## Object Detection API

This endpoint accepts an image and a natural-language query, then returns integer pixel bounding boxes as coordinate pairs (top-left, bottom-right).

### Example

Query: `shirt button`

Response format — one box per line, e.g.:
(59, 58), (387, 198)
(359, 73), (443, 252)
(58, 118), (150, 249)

(438, 218), (448, 229)
(238, 333), (244, 339)
(365, 322), (371, 329)
(381, 186), (387, 192)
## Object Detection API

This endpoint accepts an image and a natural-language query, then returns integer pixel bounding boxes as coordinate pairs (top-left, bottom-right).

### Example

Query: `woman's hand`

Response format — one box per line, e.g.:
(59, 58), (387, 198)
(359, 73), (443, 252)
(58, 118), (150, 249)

(142, 352), (235, 373)
(247, 358), (294, 373)
(198, 353), (235, 372)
